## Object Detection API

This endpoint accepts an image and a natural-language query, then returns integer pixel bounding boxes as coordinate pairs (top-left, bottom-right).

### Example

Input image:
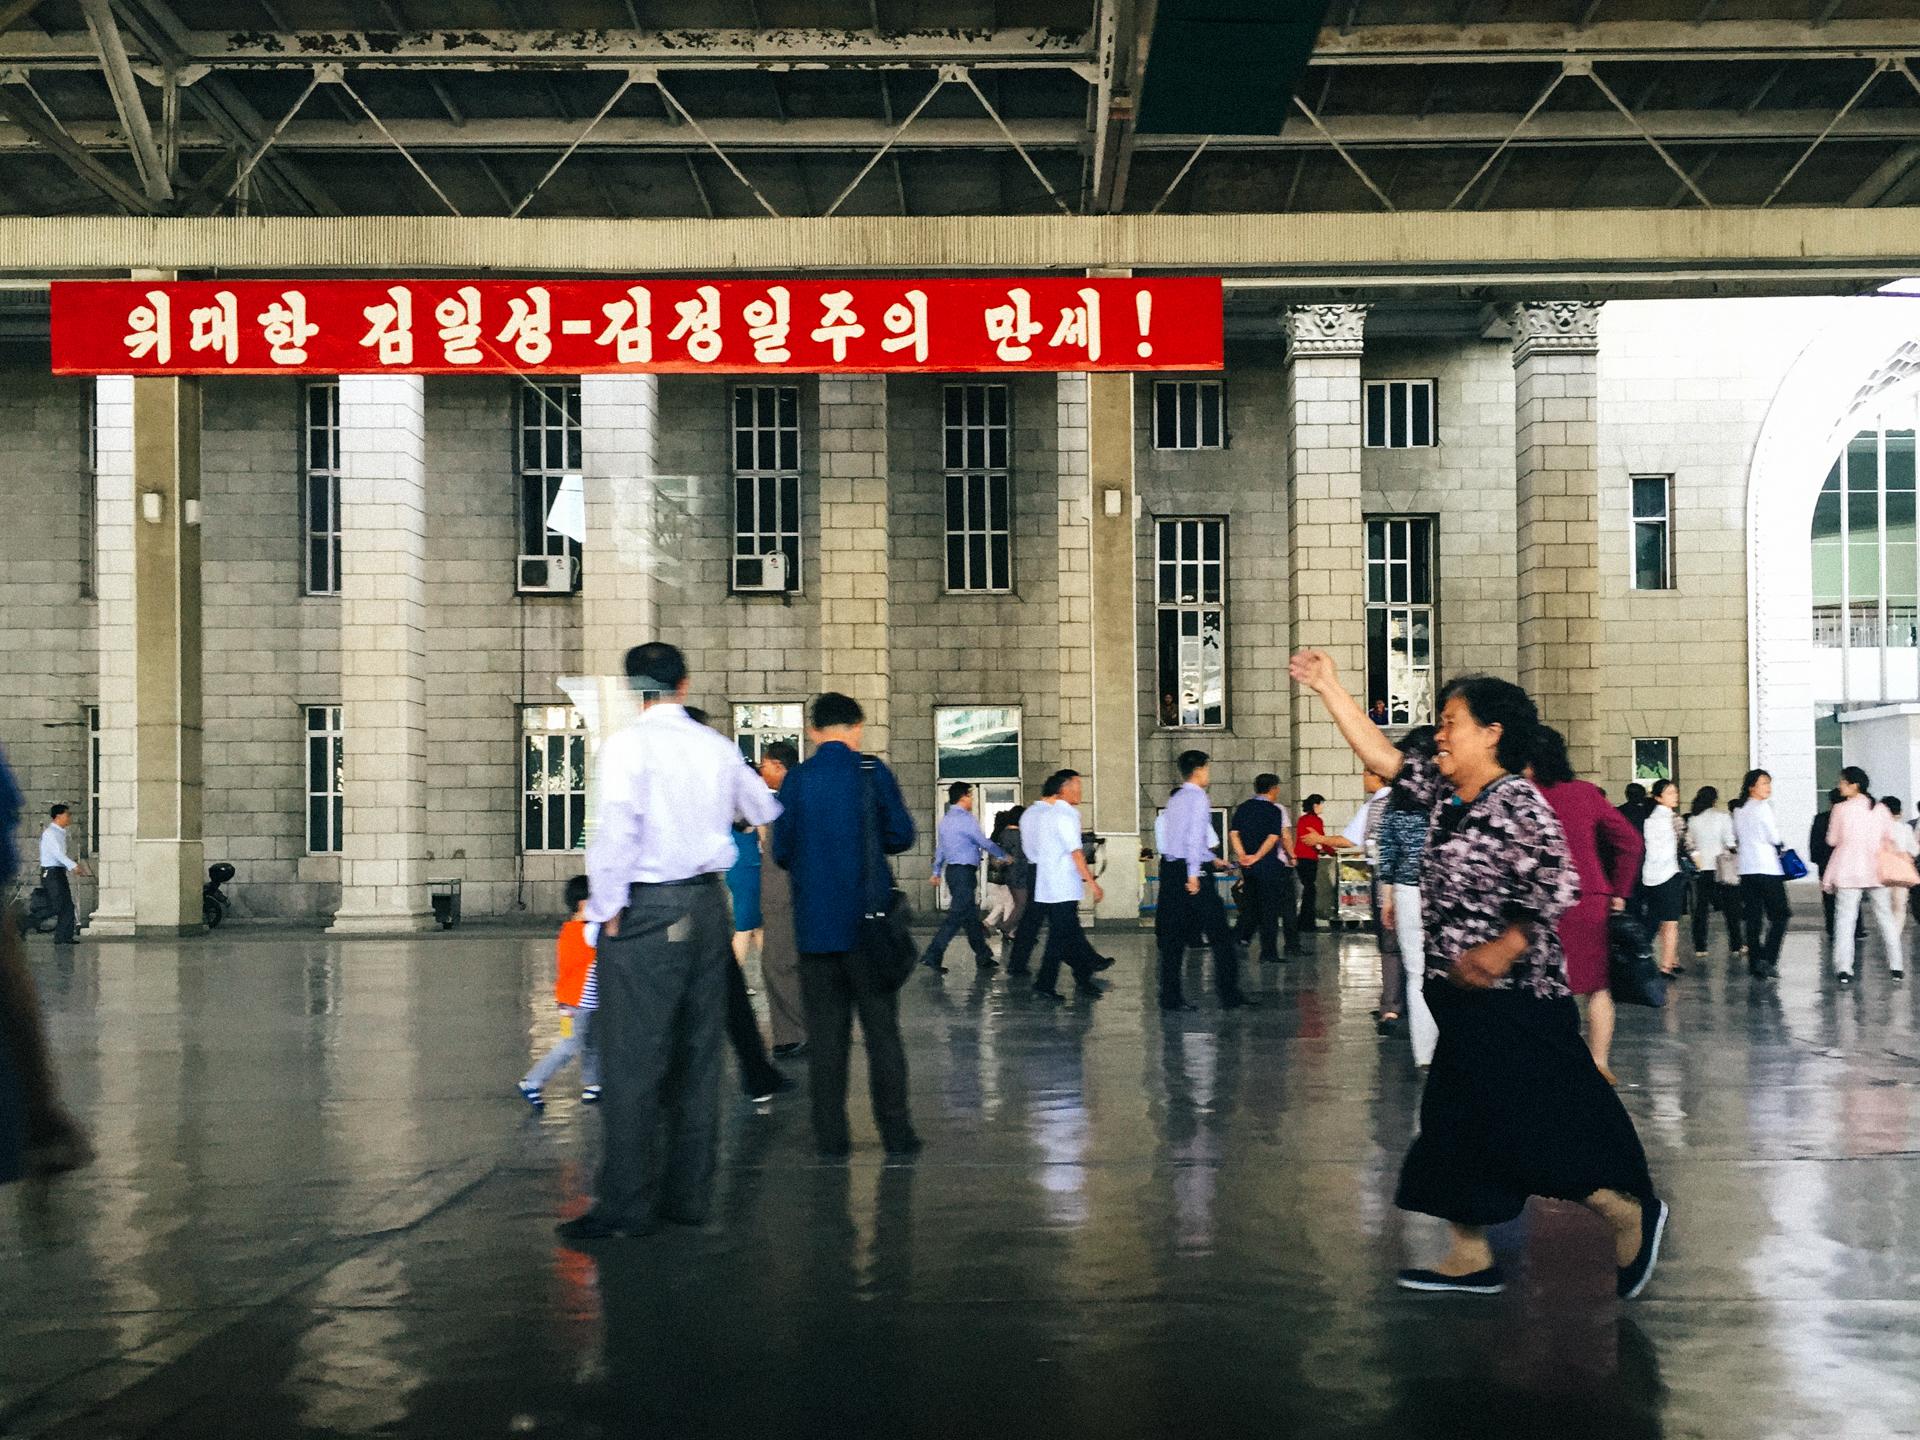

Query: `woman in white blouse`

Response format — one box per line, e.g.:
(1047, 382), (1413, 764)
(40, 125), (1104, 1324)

(1684, 786), (1744, 960)
(1635, 779), (1686, 977)
(1732, 769), (1788, 979)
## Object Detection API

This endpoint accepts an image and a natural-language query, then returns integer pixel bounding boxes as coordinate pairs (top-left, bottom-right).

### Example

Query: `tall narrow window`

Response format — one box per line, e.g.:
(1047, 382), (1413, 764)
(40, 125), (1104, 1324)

(1811, 406), (1918, 655)
(86, 704), (100, 856)
(519, 382), (583, 589)
(1155, 518), (1227, 729)
(934, 706), (1023, 818)
(1152, 381), (1224, 450)
(81, 388), (97, 599)
(944, 383), (1012, 592)
(522, 705), (588, 853)
(303, 382), (343, 596)
(1365, 517), (1436, 726)
(733, 702), (805, 765)
(1632, 738), (1676, 790)
(1363, 379), (1437, 449)
(305, 705), (344, 855)
(731, 385), (802, 592)
(1631, 475), (1673, 591)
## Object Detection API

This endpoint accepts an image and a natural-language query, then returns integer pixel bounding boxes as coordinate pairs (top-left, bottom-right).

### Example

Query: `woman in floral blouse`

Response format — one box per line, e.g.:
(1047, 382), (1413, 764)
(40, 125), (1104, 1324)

(1290, 649), (1668, 1301)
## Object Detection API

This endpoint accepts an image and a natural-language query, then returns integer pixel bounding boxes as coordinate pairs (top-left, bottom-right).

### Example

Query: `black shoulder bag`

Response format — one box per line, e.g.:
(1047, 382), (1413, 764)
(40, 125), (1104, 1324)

(854, 757), (918, 994)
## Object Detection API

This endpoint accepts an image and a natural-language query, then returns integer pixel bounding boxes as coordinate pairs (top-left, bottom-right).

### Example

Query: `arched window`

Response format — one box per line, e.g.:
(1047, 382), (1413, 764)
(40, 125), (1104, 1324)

(1810, 392), (1919, 698)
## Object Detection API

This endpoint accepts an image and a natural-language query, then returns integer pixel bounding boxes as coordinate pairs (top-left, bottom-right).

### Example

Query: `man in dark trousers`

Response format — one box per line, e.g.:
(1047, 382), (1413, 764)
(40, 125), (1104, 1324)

(558, 641), (781, 1243)
(770, 692), (921, 1159)
(1230, 773), (1301, 962)
(1156, 751), (1255, 1012)
(922, 781), (1008, 973)
(37, 804), (86, 944)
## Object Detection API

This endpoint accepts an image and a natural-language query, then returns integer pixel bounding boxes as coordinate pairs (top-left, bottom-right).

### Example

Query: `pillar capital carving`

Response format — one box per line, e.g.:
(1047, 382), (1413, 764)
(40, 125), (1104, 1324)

(1282, 303), (1368, 358)
(1506, 301), (1603, 362)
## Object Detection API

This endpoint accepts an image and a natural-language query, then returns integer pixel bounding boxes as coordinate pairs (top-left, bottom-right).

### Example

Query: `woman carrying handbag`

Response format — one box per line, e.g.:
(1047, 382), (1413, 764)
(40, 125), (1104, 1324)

(1822, 766), (1907, 986)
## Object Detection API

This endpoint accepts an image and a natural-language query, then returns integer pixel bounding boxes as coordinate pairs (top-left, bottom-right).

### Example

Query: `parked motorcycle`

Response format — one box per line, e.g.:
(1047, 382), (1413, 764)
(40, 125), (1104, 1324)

(203, 863), (235, 930)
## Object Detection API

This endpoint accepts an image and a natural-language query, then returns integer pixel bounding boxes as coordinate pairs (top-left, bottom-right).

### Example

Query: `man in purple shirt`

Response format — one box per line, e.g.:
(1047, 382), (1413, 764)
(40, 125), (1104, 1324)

(1155, 750), (1254, 1012)
(922, 781), (1009, 974)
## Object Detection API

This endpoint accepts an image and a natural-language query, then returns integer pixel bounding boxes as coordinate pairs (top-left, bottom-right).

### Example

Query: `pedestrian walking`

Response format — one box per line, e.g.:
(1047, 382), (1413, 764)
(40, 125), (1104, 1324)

(1635, 780), (1687, 978)
(1377, 727), (1441, 1068)
(1529, 727), (1643, 1083)
(755, 741), (808, 1058)
(1732, 769), (1789, 979)
(1029, 771), (1111, 1001)
(1156, 751), (1253, 1012)
(921, 781), (1008, 974)
(1290, 649), (1668, 1301)
(1228, 774), (1300, 962)
(1683, 786), (1745, 960)
(769, 693), (921, 1159)
(556, 642), (781, 1244)
(517, 875), (602, 1110)
(36, 805), (86, 945)
(1822, 765), (1905, 985)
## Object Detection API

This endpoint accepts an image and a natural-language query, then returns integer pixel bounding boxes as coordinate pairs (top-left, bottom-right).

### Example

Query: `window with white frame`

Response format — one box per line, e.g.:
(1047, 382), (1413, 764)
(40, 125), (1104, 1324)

(303, 381), (342, 596)
(519, 382), (583, 588)
(1632, 737), (1676, 790)
(1155, 518), (1227, 729)
(86, 704), (100, 856)
(1152, 380), (1224, 450)
(944, 383), (1013, 592)
(1365, 517), (1436, 727)
(934, 707), (1023, 900)
(1632, 475), (1674, 591)
(734, 702), (805, 765)
(1363, 379), (1437, 449)
(523, 705), (588, 853)
(732, 385), (802, 593)
(305, 705), (344, 855)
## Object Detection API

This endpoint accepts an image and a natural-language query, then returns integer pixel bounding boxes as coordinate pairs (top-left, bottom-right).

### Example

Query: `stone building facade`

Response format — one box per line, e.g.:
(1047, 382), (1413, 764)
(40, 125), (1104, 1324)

(4, 292), (1914, 929)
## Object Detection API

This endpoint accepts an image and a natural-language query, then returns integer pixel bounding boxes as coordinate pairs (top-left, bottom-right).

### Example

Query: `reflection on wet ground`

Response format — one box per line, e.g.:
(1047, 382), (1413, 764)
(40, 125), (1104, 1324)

(2, 912), (1917, 1438)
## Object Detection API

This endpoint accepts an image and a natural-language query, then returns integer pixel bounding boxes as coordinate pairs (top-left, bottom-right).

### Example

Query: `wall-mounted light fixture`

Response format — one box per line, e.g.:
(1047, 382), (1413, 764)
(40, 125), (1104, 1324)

(183, 499), (201, 527)
(140, 491), (163, 524)
(1102, 487), (1123, 518)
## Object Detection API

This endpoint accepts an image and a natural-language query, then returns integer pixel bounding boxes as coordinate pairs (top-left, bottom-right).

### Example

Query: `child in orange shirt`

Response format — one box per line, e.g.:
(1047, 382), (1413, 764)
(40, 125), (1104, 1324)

(517, 875), (600, 1111)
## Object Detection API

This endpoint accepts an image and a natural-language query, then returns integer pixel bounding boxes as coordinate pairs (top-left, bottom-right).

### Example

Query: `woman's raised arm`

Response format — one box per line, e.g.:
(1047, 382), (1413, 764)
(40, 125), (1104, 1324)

(1288, 649), (1404, 781)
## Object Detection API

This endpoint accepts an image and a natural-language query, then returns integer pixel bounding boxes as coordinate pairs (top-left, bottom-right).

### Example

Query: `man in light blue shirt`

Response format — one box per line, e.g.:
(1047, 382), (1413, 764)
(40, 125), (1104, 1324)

(1155, 750), (1253, 1012)
(921, 781), (1009, 974)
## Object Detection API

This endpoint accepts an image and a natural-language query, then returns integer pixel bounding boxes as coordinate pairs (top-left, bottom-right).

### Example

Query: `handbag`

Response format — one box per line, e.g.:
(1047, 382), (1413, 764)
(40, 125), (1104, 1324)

(1714, 851), (1741, 886)
(852, 757), (917, 995)
(1880, 841), (1920, 889)
(1778, 846), (1809, 881)
(1607, 909), (1667, 1009)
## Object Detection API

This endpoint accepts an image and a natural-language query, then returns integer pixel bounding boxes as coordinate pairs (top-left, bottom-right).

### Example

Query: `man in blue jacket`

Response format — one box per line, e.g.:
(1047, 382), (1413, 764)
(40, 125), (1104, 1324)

(770, 692), (919, 1159)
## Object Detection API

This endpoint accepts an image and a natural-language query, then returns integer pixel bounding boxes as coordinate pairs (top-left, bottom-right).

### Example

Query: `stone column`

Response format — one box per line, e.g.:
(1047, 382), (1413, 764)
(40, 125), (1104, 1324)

(1084, 372), (1144, 920)
(1054, 373), (1096, 785)
(1506, 301), (1604, 778)
(328, 374), (434, 935)
(1283, 304), (1369, 820)
(577, 374), (660, 738)
(87, 373), (204, 935)
(817, 375), (890, 752)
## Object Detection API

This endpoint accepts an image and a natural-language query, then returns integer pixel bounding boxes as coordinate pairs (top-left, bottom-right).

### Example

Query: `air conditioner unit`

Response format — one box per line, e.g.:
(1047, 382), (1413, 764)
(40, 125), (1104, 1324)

(733, 551), (789, 593)
(517, 553), (578, 594)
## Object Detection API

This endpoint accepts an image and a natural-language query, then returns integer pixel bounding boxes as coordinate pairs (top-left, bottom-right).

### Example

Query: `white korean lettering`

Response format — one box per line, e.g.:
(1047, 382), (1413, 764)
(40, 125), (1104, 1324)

(743, 285), (792, 364)
(984, 287), (1043, 362)
(187, 290), (239, 365)
(435, 286), (483, 365)
(123, 290), (171, 364)
(594, 285), (654, 364)
(879, 288), (929, 363)
(666, 285), (722, 363)
(810, 289), (865, 363)
(497, 285), (553, 365)
(1047, 286), (1102, 363)
(359, 285), (415, 366)
(256, 290), (319, 366)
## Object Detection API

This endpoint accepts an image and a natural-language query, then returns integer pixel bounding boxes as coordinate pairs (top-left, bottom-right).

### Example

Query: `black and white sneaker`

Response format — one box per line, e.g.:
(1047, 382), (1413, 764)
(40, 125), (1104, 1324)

(1837, 972), (1855, 987)
(1396, 1266), (1505, 1295)
(517, 1082), (544, 1112)
(1618, 1198), (1670, 1300)
(580, 1085), (602, 1105)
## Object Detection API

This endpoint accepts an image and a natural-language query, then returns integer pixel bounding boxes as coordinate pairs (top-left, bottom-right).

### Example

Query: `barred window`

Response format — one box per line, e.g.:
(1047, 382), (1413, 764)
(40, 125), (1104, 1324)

(1155, 518), (1227, 729)
(303, 382), (342, 596)
(1152, 381), (1224, 450)
(519, 382), (583, 587)
(1363, 379), (1437, 449)
(944, 383), (1012, 592)
(523, 705), (588, 853)
(305, 705), (344, 855)
(731, 385), (802, 592)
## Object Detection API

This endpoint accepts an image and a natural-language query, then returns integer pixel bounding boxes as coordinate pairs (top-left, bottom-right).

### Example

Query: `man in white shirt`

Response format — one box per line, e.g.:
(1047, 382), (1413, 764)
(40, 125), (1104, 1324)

(38, 804), (87, 945)
(559, 641), (781, 1244)
(1030, 770), (1112, 1000)
(1004, 789), (1061, 976)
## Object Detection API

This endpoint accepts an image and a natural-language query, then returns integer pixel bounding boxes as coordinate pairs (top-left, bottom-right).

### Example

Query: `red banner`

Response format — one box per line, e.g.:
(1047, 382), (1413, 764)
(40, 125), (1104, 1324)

(50, 277), (1222, 376)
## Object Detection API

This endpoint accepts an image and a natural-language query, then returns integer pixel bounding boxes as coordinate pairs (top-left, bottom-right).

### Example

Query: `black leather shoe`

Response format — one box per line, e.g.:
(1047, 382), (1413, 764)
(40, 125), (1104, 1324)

(975, 954), (1000, 969)
(920, 957), (948, 974)
(1618, 1199), (1670, 1299)
(556, 1213), (656, 1242)
(1091, 955), (1116, 972)
(1031, 986), (1066, 1002)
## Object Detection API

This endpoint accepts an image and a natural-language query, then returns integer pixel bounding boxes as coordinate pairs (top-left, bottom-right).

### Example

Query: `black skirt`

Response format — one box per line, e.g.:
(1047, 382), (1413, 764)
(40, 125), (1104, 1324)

(1395, 981), (1656, 1227)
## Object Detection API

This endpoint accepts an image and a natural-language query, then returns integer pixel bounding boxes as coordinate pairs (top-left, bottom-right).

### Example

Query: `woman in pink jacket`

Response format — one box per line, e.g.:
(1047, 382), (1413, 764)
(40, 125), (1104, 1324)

(1823, 765), (1906, 986)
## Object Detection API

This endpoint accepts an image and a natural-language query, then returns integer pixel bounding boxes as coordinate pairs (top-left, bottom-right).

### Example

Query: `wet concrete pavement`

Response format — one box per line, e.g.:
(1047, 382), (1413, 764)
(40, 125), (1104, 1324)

(3, 912), (1918, 1439)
